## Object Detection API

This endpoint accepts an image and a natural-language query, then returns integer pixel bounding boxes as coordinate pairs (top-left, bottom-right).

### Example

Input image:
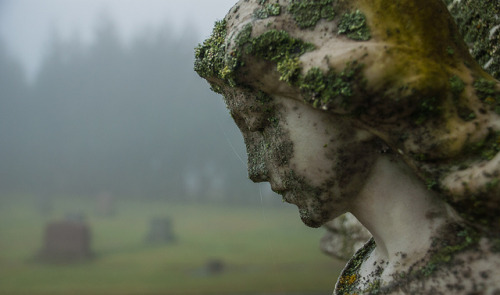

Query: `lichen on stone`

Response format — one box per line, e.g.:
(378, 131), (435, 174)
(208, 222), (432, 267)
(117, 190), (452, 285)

(474, 77), (500, 114)
(337, 10), (371, 41)
(298, 62), (364, 110)
(421, 226), (480, 277)
(288, 0), (336, 29)
(254, 3), (281, 19)
(446, 0), (500, 79)
(248, 29), (316, 63)
(194, 19), (232, 90)
(474, 77), (497, 100)
(449, 75), (465, 99)
(277, 57), (302, 83)
(335, 238), (376, 294)
(413, 96), (442, 125)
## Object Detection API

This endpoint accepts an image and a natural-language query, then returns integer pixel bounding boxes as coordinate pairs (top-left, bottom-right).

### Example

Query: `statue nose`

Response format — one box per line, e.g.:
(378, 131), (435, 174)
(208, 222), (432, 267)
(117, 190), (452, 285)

(244, 134), (269, 183)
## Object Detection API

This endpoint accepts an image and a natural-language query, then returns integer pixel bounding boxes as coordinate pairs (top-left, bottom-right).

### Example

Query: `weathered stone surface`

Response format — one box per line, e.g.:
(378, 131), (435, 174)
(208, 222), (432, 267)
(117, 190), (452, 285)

(195, 1), (500, 294)
(320, 213), (370, 261)
(37, 220), (93, 262)
(145, 217), (176, 244)
(95, 192), (115, 217)
(445, 0), (500, 79)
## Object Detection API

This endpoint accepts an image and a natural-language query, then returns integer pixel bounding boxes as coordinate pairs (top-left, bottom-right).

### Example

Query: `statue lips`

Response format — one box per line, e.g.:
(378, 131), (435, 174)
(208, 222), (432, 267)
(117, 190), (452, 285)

(270, 184), (292, 202)
(270, 184), (286, 195)
(274, 189), (297, 206)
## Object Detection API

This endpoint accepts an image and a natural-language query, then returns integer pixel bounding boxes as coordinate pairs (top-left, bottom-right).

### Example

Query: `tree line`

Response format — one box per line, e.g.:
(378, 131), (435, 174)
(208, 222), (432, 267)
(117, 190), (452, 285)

(0, 17), (273, 204)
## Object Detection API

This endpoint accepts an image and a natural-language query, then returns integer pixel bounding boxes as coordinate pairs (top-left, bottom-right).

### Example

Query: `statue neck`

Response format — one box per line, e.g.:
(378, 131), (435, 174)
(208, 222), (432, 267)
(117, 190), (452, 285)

(349, 155), (457, 263)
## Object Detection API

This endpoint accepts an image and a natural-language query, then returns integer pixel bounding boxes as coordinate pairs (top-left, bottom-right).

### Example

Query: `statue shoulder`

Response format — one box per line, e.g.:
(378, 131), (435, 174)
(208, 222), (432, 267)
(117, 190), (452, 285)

(334, 238), (376, 295)
(334, 235), (500, 295)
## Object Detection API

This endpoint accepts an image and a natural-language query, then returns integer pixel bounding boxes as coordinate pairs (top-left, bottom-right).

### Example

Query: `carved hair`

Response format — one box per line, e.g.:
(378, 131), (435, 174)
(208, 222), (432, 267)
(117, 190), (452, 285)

(195, 0), (500, 233)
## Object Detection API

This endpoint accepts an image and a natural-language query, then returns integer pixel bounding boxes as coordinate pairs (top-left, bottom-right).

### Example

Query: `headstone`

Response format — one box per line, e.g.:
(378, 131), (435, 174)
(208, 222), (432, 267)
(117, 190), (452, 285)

(37, 220), (93, 262)
(145, 217), (176, 244)
(95, 192), (115, 217)
(205, 259), (225, 275)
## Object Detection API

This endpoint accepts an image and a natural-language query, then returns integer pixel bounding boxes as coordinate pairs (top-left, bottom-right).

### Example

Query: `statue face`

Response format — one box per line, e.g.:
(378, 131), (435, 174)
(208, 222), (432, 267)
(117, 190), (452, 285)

(225, 89), (377, 227)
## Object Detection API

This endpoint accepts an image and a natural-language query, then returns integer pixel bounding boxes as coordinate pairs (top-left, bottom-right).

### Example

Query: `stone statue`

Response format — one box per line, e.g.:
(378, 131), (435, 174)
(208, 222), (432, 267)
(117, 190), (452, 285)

(194, 0), (500, 293)
(321, 213), (370, 261)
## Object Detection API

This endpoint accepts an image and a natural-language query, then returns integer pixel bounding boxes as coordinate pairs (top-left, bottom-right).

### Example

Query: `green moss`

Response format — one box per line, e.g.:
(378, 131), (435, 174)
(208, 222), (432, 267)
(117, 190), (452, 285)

(301, 67), (325, 94)
(413, 97), (442, 125)
(195, 5), (366, 110)
(277, 57), (301, 83)
(447, 0), (500, 79)
(473, 77), (500, 115)
(194, 19), (229, 88)
(254, 3), (281, 19)
(480, 143), (500, 161)
(486, 178), (500, 191)
(297, 62), (363, 110)
(194, 21), (316, 92)
(465, 130), (500, 161)
(255, 90), (273, 104)
(364, 279), (381, 294)
(446, 46), (455, 56)
(458, 108), (477, 121)
(288, 0), (336, 29)
(474, 77), (497, 100)
(422, 228), (480, 277)
(249, 29), (316, 62)
(338, 10), (371, 41)
(426, 178), (438, 190)
(449, 75), (465, 99)
(236, 23), (253, 47)
(449, 75), (476, 121)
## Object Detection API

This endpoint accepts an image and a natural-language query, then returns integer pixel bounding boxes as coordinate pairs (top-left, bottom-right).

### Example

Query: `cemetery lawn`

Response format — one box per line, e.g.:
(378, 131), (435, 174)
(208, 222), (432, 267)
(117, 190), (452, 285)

(0, 195), (345, 295)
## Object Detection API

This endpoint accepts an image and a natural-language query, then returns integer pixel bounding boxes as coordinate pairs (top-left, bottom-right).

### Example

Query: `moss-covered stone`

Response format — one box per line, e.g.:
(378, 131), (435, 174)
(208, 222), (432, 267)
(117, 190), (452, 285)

(474, 77), (500, 114)
(248, 29), (316, 63)
(464, 130), (500, 161)
(449, 75), (465, 99)
(338, 10), (371, 41)
(474, 77), (497, 101)
(446, 0), (500, 79)
(288, 0), (336, 29)
(298, 62), (363, 110)
(235, 23), (253, 47)
(254, 3), (281, 19)
(277, 57), (302, 83)
(413, 97), (442, 125)
(194, 0), (500, 235)
(421, 227), (480, 277)
(194, 20), (228, 89)
(194, 21), (315, 92)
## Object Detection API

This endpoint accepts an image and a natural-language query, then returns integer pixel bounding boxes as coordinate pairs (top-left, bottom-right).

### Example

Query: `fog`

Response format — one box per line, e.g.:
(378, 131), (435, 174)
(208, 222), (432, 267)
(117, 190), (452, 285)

(0, 2), (341, 294)
(0, 2), (276, 204)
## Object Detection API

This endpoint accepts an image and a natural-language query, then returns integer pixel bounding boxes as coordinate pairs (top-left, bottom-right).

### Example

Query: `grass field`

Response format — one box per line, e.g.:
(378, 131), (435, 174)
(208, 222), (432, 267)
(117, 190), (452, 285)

(0, 195), (345, 295)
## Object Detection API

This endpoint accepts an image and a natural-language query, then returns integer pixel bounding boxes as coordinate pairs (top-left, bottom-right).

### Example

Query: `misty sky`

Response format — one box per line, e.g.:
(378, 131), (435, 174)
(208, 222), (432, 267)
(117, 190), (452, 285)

(0, 0), (236, 78)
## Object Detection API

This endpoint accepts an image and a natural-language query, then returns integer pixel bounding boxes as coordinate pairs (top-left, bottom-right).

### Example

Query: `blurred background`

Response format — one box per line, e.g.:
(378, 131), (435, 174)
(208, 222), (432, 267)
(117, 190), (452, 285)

(0, 1), (344, 294)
